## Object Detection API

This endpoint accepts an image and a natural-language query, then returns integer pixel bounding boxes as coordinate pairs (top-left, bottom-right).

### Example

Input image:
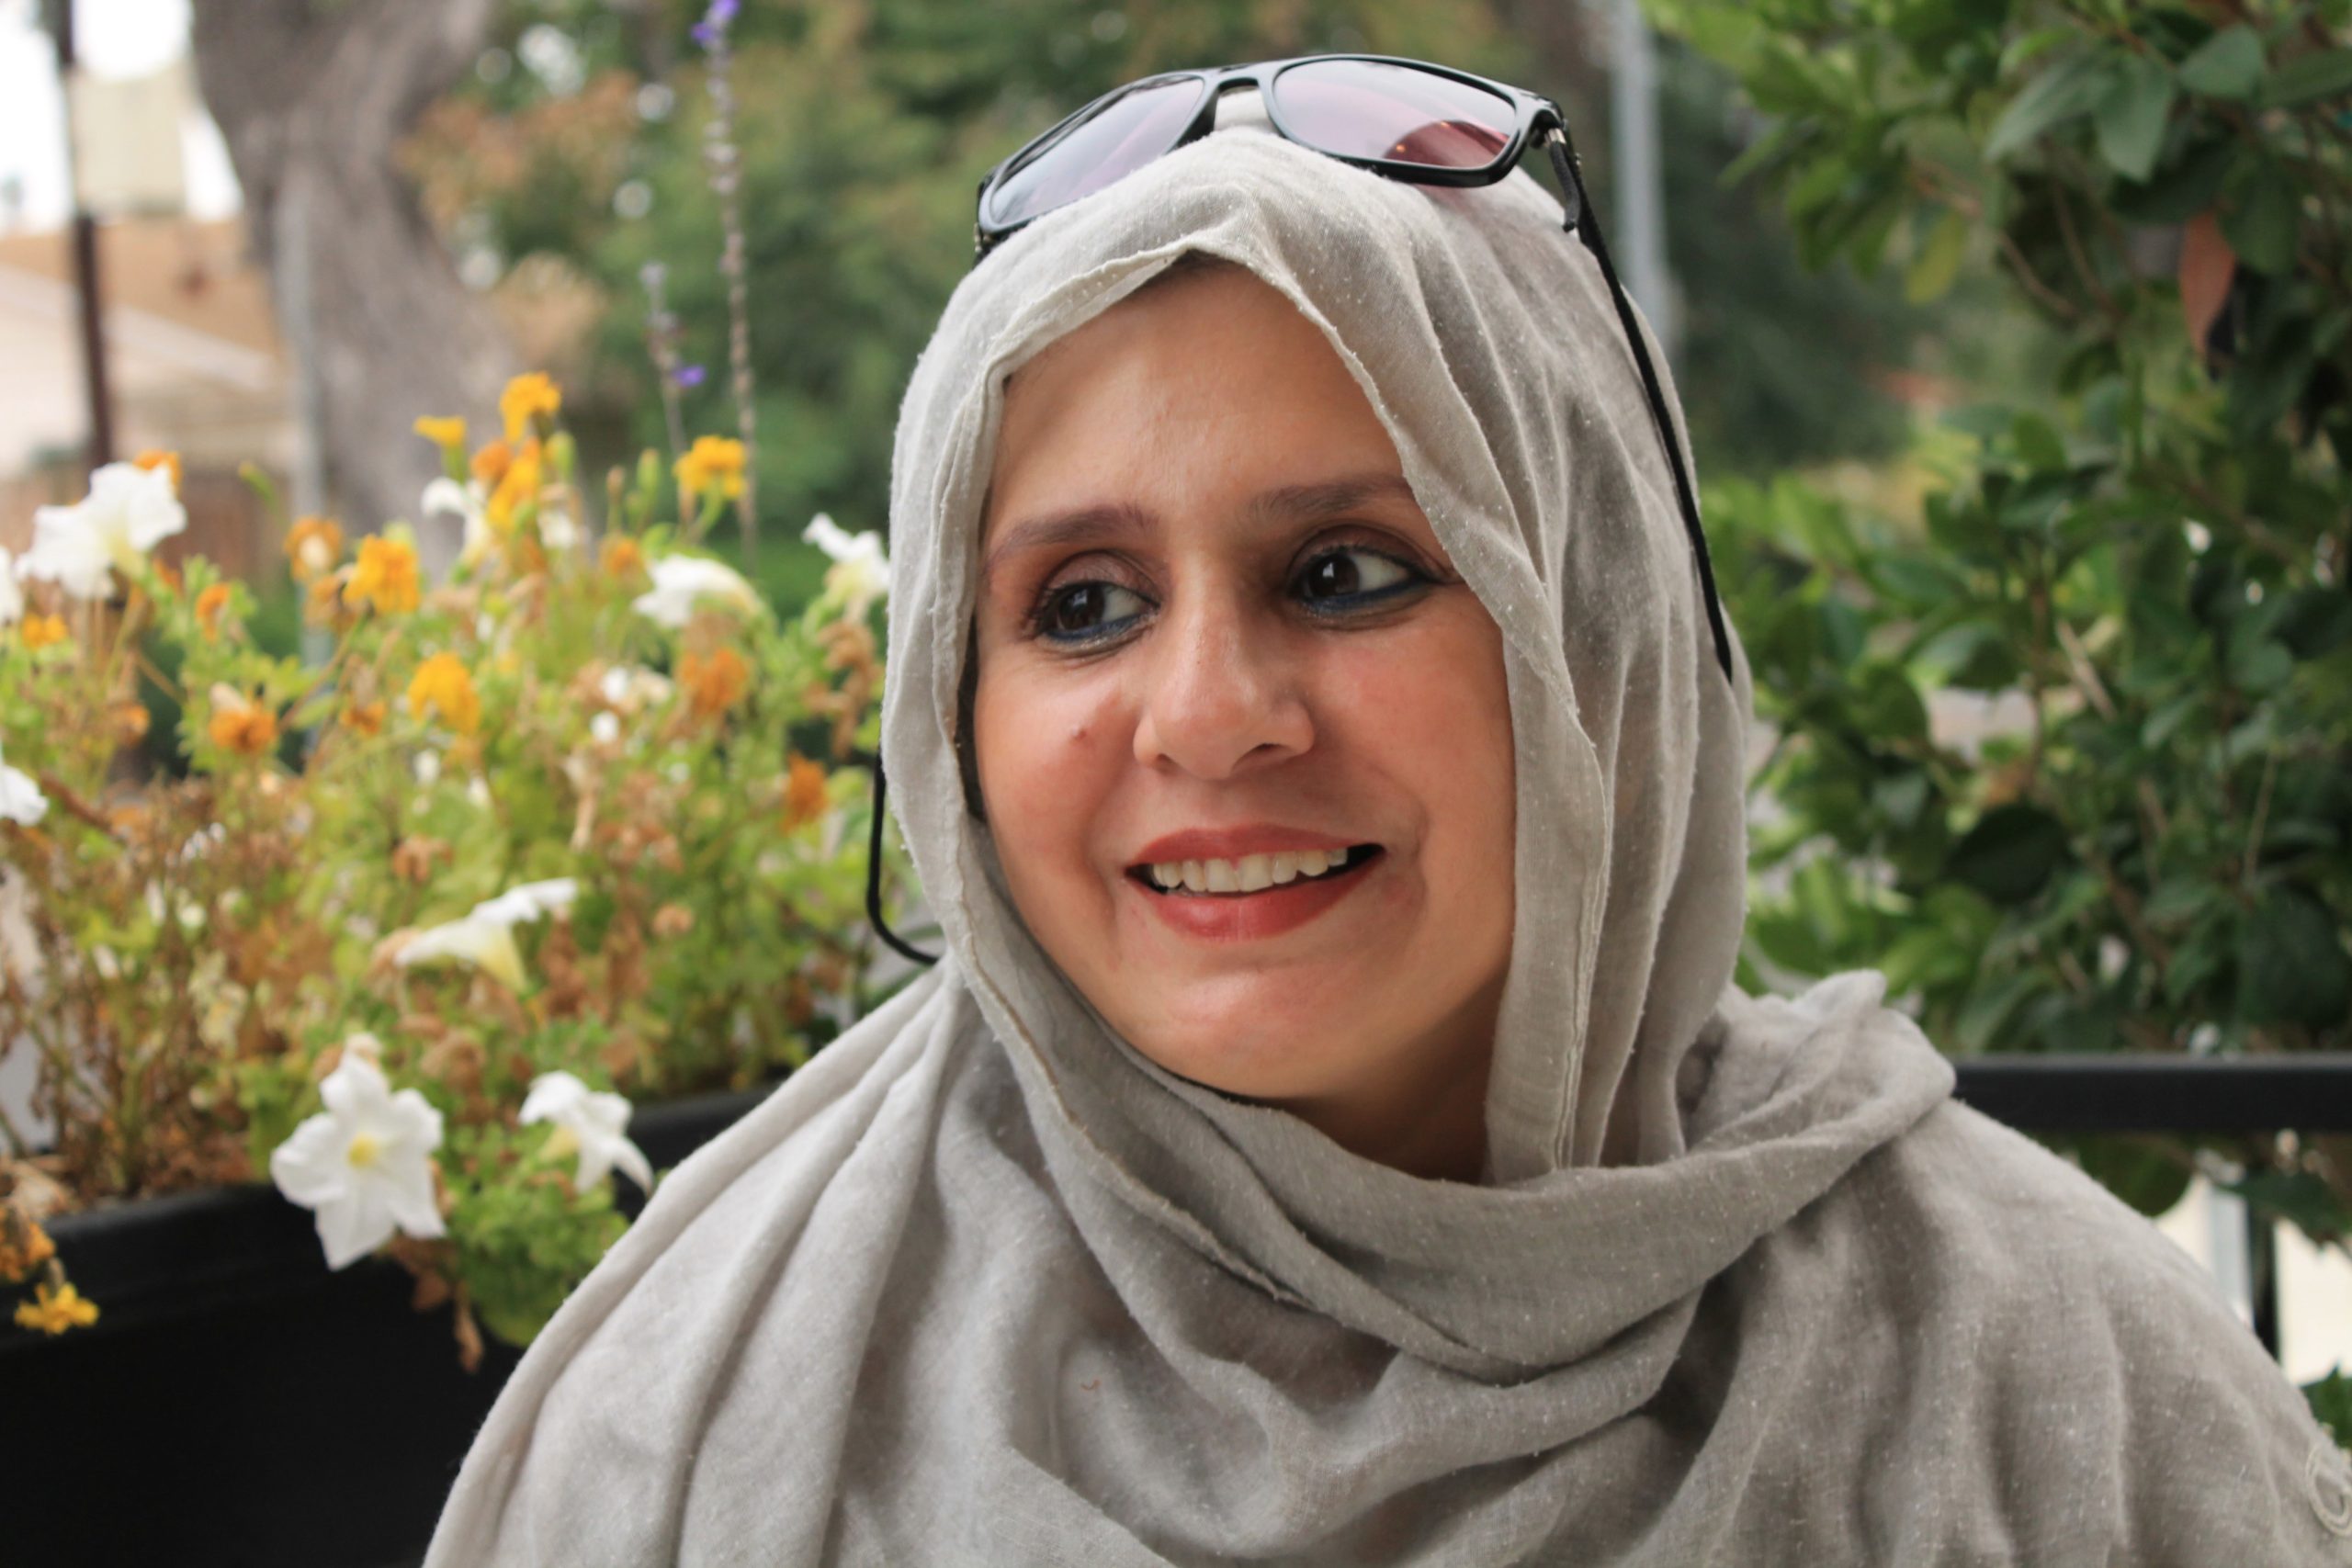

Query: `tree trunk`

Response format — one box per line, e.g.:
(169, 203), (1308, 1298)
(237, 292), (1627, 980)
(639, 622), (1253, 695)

(190, 0), (514, 569)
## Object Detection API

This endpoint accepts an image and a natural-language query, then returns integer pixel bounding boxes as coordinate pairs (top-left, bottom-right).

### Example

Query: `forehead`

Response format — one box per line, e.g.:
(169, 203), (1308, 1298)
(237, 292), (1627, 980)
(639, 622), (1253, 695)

(982, 264), (1409, 547)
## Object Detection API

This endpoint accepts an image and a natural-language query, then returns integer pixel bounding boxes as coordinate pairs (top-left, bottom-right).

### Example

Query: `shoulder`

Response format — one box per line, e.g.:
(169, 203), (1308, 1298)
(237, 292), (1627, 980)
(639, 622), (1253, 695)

(1768, 1097), (2352, 1563)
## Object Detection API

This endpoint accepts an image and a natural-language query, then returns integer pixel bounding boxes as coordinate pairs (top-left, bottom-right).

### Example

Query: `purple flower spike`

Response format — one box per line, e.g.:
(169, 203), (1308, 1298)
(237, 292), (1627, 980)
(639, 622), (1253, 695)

(673, 364), (707, 389)
(707, 0), (740, 26)
(691, 20), (718, 48)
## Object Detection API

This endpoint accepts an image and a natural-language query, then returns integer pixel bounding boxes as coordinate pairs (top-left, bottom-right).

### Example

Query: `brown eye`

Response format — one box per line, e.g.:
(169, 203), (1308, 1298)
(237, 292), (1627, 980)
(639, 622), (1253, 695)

(1297, 546), (1416, 607)
(1034, 581), (1148, 643)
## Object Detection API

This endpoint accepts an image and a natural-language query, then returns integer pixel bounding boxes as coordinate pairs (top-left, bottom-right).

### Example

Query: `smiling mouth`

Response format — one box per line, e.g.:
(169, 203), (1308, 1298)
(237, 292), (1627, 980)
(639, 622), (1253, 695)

(1126, 845), (1385, 897)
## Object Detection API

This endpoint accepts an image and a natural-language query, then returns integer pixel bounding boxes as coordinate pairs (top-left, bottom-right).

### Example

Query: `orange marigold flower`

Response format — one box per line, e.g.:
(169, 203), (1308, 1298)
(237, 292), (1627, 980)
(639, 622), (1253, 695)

(486, 438), (543, 533)
(407, 652), (481, 736)
(413, 415), (468, 451)
(0, 1216), (55, 1282)
(20, 614), (68, 650)
(680, 646), (751, 719)
(14, 1280), (99, 1335)
(153, 558), (183, 593)
(500, 371), (561, 443)
(600, 536), (644, 579)
(196, 581), (232, 638)
(345, 536), (422, 616)
(208, 688), (279, 758)
(471, 438), (514, 486)
(674, 434), (747, 500)
(285, 515), (345, 581)
(342, 699), (388, 738)
(132, 448), (183, 492)
(782, 751), (830, 829)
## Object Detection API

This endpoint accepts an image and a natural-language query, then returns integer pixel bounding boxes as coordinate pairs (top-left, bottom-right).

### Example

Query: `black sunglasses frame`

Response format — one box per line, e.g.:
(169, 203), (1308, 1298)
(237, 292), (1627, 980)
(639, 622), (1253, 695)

(866, 55), (1737, 968)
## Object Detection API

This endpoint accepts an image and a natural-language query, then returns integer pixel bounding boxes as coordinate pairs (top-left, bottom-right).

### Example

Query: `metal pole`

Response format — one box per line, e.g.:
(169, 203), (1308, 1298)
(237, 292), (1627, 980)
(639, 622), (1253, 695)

(1608, 0), (1676, 360)
(49, 0), (116, 471)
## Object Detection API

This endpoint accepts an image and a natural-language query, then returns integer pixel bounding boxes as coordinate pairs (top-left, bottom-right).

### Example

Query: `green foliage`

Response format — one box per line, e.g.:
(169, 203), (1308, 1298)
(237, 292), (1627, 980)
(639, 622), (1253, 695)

(2308, 1364), (2352, 1447)
(1657, 0), (2352, 1247)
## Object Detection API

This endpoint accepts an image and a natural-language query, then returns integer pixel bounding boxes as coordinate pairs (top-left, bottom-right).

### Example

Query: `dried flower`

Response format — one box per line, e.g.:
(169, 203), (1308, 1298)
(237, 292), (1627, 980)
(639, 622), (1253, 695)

(406, 653), (481, 737)
(675, 434), (747, 500)
(269, 1051), (446, 1269)
(680, 646), (751, 718)
(345, 535), (422, 616)
(285, 516), (345, 580)
(520, 1070), (653, 1192)
(196, 581), (232, 639)
(0, 1214), (54, 1281)
(14, 1279), (99, 1335)
(600, 536), (644, 579)
(20, 614), (67, 651)
(19, 461), (187, 599)
(109, 701), (150, 745)
(783, 751), (830, 829)
(207, 687), (279, 758)
(342, 699), (388, 738)
(500, 372), (562, 444)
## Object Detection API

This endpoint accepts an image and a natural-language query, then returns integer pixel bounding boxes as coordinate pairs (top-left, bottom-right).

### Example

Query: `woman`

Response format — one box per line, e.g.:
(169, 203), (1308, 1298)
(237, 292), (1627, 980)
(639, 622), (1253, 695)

(429, 64), (2347, 1564)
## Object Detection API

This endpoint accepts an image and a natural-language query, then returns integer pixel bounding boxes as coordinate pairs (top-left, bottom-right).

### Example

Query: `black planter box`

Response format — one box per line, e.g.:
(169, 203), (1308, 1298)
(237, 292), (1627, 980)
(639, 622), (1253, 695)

(0, 1084), (766, 1568)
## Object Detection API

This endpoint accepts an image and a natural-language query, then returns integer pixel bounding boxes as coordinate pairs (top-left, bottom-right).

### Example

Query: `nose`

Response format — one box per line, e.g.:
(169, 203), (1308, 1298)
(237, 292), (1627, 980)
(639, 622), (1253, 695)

(1131, 588), (1313, 780)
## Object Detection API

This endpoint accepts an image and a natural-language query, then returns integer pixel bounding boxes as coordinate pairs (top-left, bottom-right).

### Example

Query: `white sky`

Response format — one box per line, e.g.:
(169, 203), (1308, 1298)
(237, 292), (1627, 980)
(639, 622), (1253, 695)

(0, 0), (242, 232)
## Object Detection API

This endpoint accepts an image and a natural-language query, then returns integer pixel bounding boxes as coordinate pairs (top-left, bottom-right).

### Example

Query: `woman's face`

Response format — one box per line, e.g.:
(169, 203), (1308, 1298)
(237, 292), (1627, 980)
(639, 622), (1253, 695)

(971, 263), (1516, 1179)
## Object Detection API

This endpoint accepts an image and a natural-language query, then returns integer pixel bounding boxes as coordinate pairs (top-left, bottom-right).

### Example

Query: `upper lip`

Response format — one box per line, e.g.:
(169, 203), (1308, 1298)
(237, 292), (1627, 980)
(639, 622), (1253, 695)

(1127, 826), (1371, 867)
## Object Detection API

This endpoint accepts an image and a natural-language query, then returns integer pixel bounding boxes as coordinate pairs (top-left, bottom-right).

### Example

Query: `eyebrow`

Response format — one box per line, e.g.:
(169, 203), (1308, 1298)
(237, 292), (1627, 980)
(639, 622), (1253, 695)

(979, 470), (1420, 585)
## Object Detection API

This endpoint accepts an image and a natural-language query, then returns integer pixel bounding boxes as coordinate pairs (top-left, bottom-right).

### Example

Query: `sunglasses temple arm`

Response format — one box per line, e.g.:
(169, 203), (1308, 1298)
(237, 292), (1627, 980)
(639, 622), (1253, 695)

(866, 759), (942, 965)
(1544, 133), (1736, 687)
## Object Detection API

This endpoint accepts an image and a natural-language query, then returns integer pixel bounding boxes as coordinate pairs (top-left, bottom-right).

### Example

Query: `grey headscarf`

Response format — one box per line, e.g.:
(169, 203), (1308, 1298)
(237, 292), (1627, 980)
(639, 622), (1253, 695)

(429, 99), (2350, 1564)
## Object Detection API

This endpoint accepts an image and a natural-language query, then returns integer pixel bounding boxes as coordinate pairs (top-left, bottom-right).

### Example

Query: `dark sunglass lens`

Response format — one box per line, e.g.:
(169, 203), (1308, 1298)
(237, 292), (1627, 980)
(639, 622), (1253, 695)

(1271, 60), (1515, 170)
(986, 78), (1207, 230)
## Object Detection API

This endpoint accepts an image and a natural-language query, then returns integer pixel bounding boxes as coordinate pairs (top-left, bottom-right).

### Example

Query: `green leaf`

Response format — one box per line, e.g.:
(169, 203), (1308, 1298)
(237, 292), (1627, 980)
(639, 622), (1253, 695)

(2009, 411), (2068, 473)
(2223, 159), (2302, 275)
(2068, 1134), (2195, 1218)
(2108, 138), (2233, 224)
(2094, 55), (2177, 183)
(2177, 27), (2264, 99)
(1905, 209), (1970, 303)
(2256, 48), (2352, 111)
(1986, 52), (2120, 163)
(2305, 1368), (2352, 1449)
(1955, 967), (2043, 1051)
(2236, 886), (2352, 1027)
(1947, 804), (2074, 904)
(2228, 1168), (2348, 1245)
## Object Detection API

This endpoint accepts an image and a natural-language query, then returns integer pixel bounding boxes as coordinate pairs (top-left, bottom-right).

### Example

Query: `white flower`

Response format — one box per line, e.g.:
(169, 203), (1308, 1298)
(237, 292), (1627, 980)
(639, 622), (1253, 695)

(631, 554), (763, 627)
(466, 774), (492, 810)
(0, 739), (46, 827)
(17, 462), (187, 600)
(520, 1070), (653, 1192)
(413, 750), (442, 787)
(394, 877), (578, 991)
(423, 476), (496, 570)
(0, 547), (21, 626)
(268, 1051), (446, 1269)
(597, 664), (673, 712)
(803, 512), (888, 619)
(589, 711), (621, 745)
(538, 505), (580, 552)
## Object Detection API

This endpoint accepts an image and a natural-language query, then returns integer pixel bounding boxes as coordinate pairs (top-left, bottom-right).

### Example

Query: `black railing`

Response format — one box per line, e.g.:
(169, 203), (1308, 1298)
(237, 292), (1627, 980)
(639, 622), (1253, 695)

(1951, 1055), (2352, 1359)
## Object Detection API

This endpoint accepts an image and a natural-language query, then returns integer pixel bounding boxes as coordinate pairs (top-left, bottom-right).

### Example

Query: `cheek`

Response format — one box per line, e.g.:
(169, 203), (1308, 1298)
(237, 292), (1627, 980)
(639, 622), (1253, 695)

(972, 662), (1126, 915)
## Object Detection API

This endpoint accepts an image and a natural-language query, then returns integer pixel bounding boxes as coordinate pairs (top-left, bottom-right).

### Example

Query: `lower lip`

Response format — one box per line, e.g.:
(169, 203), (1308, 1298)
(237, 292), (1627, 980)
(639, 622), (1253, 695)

(1128, 852), (1381, 942)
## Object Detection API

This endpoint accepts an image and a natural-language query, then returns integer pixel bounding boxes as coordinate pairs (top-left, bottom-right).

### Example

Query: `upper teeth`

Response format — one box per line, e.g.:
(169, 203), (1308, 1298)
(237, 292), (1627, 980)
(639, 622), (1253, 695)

(1145, 848), (1358, 893)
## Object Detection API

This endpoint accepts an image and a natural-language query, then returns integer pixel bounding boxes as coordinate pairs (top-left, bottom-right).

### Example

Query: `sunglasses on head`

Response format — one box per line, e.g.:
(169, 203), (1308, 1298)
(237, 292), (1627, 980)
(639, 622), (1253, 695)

(972, 53), (1734, 689)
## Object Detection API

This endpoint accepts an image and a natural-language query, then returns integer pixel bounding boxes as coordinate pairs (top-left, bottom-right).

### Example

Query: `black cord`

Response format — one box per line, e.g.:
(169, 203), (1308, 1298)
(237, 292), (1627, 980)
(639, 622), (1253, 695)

(866, 759), (940, 965)
(1544, 132), (1736, 686)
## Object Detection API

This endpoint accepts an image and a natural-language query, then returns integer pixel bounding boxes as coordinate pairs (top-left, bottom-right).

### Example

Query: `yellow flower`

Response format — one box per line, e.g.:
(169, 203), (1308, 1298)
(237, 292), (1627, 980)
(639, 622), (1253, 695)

(600, 536), (644, 580)
(674, 435), (747, 500)
(345, 535), (422, 616)
(14, 1280), (98, 1335)
(500, 372), (561, 443)
(132, 448), (183, 493)
(407, 652), (481, 736)
(783, 752), (830, 829)
(286, 515), (345, 581)
(470, 438), (514, 487)
(679, 646), (751, 719)
(0, 1217), (54, 1282)
(208, 687), (279, 758)
(342, 699), (388, 738)
(485, 438), (543, 534)
(196, 581), (232, 639)
(20, 614), (68, 650)
(413, 416), (468, 452)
